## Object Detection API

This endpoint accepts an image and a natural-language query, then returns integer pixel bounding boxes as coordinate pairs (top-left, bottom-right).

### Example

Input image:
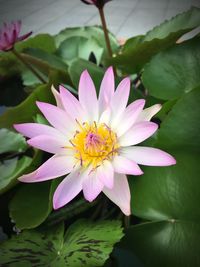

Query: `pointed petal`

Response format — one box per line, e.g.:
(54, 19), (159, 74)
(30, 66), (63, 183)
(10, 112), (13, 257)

(51, 86), (64, 109)
(96, 160), (114, 189)
(112, 99), (145, 136)
(83, 171), (104, 202)
(111, 77), (130, 117)
(99, 67), (114, 113)
(103, 173), (131, 215)
(53, 169), (83, 209)
(36, 101), (75, 136)
(78, 70), (98, 122)
(113, 155), (143, 175)
(137, 104), (162, 122)
(14, 123), (64, 139)
(121, 146), (176, 166)
(119, 121), (158, 146)
(59, 85), (86, 121)
(27, 135), (67, 154)
(19, 155), (75, 183)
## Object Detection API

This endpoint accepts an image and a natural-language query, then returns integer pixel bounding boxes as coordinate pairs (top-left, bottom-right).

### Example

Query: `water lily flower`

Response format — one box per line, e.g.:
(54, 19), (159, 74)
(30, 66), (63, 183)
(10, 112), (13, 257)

(81, 0), (112, 8)
(14, 67), (176, 215)
(0, 21), (32, 52)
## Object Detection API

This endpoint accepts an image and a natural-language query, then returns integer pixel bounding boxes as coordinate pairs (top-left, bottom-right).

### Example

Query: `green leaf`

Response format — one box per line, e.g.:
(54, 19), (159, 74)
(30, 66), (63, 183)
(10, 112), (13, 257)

(57, 36), (104, 65)
(69, 58), (105, 91)
(0, 223), (64, 267)
(142, 37), (200, 100)
(120, 221), (200, 267)
(0, 67), (70, 129)
(15, 34), (56, 53)
(0, 83), (53, 129)
(0, 156), (32, 194)
(110, 7), (200, 73)
(9, 181), (53, 229)
(0, 128), (27, 154)
(123, 150), (200, 267)
(0, 220), (123, 266)
(25, 48), (68, 71)
(156, 86), (200, 152)
(55, 26), (118, 62)
(62, 220), (124, 267)
(130, 152), (200, 221)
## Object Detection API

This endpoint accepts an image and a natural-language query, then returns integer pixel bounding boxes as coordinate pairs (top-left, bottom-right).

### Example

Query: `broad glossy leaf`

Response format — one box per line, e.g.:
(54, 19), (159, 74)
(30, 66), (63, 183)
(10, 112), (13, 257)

(110, 7), (200, 73)
(120, 221), (200, 267)
(130, 151), (200, 221)
(0, 68), (71, 129)
(156, 86), (200, 152)
(0, 223), (64, 267)
(25, 48), (68, 71)
(15, 34), (56, 53)
(142, 37), (200, 100)
(69, 58), (105, 90)
(0, 156), (32, 194)
(0, 128), (27, 154)
(21, 49), (68, 86)
(57, 36), (104, 65)
(55, 26), (118, 59)
(9, 182), (52, 229)
(0, 84), (53, 129)
(0, 220), (123, 267)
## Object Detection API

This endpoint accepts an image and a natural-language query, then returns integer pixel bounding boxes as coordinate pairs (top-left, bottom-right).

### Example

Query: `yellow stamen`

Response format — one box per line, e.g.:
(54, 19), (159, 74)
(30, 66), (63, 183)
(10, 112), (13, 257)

(69, 121), (119, 169)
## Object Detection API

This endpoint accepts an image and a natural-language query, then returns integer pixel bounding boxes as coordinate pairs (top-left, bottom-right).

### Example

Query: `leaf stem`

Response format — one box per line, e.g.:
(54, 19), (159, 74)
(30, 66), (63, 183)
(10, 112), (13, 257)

(12, 49), (46, 84)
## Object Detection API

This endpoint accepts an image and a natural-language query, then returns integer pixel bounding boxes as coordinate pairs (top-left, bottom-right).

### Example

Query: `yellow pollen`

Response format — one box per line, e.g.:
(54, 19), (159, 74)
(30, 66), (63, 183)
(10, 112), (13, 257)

(69, 121), (119, 169)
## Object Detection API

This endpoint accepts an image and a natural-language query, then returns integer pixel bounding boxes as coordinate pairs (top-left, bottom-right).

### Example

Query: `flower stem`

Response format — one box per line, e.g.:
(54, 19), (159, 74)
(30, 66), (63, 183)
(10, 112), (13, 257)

(98, 7), (113, 58)
(12, 49), (46, 84)
(46, 198), (98, 226)
(124, 215), (130, 228)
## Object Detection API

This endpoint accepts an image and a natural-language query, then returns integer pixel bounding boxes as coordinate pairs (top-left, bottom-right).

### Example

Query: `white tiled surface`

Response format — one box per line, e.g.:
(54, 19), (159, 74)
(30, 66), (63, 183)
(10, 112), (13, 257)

(0, 0), (200, 38)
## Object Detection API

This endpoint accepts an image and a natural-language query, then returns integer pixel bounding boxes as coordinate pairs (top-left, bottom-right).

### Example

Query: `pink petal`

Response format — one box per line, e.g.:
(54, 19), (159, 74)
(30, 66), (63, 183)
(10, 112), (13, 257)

(82, 171), (104, 202)
(98, 67), (114, 113)
(19, 155), (75, 183)
(51, 86), (64, 109)
(27, 135), (67, 154)
(17, 31), (32, 42)
(14, 123), (64, 139)
(112, 155), (143, 175)
(14, 20), (21, 36)
(112, 99), (145, 136)
(103, 173), (131, 215)
(53, 169), (83, 209)
(96, 160), (114, 189)
(36, 101), (75, 136)
(78, 70), (98, 122)
(59, 85), (86, 121)
(119, 121), (158, 146)
(111, 77), (130, 118)
(121, 146), (176, 166)
(136, 104), (162, 122)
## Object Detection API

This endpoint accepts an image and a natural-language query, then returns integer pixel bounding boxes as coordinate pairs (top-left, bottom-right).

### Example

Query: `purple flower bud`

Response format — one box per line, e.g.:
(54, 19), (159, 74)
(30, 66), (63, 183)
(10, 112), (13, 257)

(0, 21), (32, 52)
(80, 0), (112, 8)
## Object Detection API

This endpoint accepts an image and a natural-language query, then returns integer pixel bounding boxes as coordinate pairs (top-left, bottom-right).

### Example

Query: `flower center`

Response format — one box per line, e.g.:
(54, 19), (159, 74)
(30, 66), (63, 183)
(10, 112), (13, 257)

(69, 121), (119, 169)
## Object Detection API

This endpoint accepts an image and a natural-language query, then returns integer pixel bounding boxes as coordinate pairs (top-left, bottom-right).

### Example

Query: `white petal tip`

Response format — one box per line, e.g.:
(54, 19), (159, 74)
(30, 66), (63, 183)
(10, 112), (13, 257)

(121, 207), (131, 216)
(53, 201), (61, 210)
